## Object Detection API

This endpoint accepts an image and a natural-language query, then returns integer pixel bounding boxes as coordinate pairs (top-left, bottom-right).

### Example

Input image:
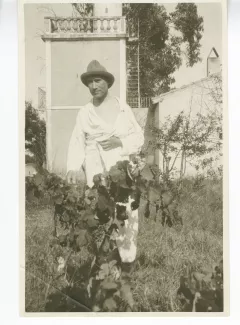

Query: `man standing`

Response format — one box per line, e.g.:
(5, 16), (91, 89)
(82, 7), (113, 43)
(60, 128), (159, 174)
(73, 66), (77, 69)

(67, 60), (144, 266)
(67, 60), (144, 188)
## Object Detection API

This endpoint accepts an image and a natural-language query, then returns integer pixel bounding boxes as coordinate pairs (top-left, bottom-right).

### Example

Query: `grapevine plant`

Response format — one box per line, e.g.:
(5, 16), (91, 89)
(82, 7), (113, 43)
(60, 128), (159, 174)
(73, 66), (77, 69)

(177, 260), (224, 312)
(25, 157), (182, 312)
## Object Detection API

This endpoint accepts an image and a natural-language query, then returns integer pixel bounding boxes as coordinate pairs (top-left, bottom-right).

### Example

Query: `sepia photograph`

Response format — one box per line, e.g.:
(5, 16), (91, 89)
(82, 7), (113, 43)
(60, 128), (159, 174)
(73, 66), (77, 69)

(21, 0), (227, 314)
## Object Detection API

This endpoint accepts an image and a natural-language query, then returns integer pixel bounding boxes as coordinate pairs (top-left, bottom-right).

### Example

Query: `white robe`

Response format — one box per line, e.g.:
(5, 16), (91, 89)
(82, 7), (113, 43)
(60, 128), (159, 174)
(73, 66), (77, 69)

(67, 96), (144, 186)
(67, 96), (144, 263)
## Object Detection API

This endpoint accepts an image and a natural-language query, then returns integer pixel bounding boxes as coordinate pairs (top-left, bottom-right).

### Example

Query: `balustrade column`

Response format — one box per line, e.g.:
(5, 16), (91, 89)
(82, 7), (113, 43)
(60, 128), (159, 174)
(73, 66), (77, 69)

(113, 18), (118, 32)
(100, 19), (104, 32)
(44, 17), (126, 36)
(87, 19), (91, 33)
(93, 18), (98, 32)
(107, 18), (111, 32)
(80, 19), (84, 33)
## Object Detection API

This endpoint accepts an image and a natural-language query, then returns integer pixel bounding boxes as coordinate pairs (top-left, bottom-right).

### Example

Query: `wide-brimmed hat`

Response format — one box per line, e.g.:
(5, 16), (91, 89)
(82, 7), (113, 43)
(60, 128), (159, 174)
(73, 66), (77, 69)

(81, 60), (115, 88)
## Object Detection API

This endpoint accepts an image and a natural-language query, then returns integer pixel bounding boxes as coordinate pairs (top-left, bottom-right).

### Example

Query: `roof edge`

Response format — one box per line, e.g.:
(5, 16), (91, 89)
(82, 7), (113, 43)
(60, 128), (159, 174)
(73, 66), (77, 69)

(151, 71), (221, 104)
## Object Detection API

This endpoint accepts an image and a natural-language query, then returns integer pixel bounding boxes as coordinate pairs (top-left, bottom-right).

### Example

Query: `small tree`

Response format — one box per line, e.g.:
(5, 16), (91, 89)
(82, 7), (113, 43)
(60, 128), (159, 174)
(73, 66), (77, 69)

(25, 101), (46, 168)
(152, 75), (223, 180)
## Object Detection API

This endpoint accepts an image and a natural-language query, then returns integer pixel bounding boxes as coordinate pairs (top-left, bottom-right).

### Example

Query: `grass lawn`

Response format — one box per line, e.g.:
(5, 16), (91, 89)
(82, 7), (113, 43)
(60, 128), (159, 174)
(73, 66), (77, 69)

(25, 178), (223, 312)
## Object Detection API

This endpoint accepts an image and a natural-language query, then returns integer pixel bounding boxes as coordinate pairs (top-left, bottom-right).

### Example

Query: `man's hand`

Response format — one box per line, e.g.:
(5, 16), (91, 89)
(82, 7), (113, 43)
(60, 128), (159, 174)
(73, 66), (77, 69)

(66, 170), (85, 184)
(98, 136), (122, 151)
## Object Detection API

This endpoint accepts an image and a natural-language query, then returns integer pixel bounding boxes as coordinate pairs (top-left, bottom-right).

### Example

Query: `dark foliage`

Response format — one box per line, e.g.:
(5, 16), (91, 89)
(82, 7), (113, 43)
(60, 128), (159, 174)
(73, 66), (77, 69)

(123, 3), (203, 96)
(25, 101), (46, 168)
(25, 157), (182, 311)
(177, 260), (223, 312)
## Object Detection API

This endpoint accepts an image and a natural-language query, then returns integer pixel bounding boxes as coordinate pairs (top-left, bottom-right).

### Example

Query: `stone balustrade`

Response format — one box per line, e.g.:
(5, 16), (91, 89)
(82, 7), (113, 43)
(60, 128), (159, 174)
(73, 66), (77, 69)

(43, 16), (126, 38)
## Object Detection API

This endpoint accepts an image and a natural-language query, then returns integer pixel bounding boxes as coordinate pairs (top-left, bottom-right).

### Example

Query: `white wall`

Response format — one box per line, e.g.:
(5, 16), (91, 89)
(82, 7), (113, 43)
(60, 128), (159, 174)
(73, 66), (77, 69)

(154, 75), (222, 178)
(47, 39), (122, 175)
(93, 4), (122, 16)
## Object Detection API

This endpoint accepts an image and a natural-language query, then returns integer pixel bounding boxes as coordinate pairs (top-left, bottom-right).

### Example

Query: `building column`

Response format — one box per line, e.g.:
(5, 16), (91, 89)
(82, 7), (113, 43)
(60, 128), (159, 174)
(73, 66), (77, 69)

(45, 40), (52, 172)
(154, 104), (161, 167)
(120, 39), (127, 103)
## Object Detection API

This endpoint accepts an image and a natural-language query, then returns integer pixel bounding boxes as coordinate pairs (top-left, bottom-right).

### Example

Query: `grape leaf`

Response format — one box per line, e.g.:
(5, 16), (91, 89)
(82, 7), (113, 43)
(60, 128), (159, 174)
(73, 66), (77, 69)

(74, 225), (84, 236)
(62, 211), (70, 223)
(109, 166), (122, 182)
(97, 263), (110, 280)
(101, 278), (119, 291)
(84, 198), (91, 205)
(86, 188), (98, 200)
(87, 214), (99, 229)
(97, 194), (109, 211)
(140, 164), (154, 181)
(68, 229), (75, 245)
(144, 201), (150, 219)
(49, 237), (59, 247)
(102, 297), (117, 311)
(161, 191), (174, 208)
(38, 184), (46, 192)
(97, 209), (110, 224)
(34, 173), (45, 186)
(75, 230), (88, 248)
(93, 174), (103, 188)
(58, 234), (67, 246)
(108, 259), (117, 268)
(76, 210), (86, 224)
(116, 204), (128, 221)
(119, 281), (135, 310)
(100, 235), (110, 254)
(67, 193), (77, 204)
(110, 228), (119, 241)
(110, 265), (121, 280)
(53, 194), (64, 205)
(112, 217), (125, 230)
(116, 160), (129, 171)
(148, 186), (160, 202)
(26, 189), (36, 202)
(82, 210), (93, 221)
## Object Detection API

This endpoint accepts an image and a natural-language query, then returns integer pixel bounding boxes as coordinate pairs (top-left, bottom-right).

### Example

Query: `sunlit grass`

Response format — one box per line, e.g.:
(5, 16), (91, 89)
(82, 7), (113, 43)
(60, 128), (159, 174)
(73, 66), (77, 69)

(25, 178), (223, 312)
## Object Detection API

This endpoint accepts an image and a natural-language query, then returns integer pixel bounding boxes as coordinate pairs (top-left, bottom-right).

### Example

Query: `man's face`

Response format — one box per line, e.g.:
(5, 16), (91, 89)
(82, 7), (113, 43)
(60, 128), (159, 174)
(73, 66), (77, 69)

(87, 76), (109, 100)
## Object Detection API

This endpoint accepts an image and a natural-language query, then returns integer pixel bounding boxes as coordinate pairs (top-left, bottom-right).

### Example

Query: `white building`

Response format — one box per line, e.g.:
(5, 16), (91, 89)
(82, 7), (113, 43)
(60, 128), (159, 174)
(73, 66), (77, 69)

(41, 4), (127, 175)
(151, 49), (222, 178)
